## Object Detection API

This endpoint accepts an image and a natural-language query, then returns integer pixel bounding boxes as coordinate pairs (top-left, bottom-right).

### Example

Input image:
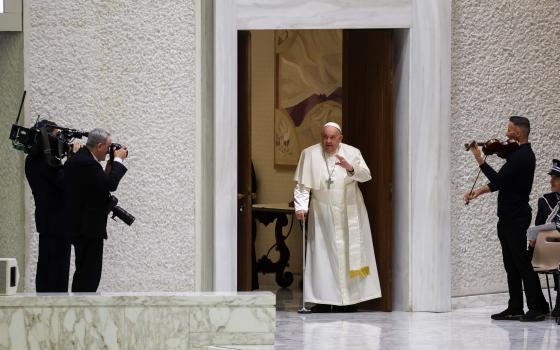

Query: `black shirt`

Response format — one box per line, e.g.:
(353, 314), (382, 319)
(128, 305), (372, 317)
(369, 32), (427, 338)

(480, 143), (535, 218)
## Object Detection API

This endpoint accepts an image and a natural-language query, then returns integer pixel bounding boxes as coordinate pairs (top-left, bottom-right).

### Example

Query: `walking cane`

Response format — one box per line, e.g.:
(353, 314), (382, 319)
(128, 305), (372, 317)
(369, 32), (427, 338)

(298, 213), (312, 314)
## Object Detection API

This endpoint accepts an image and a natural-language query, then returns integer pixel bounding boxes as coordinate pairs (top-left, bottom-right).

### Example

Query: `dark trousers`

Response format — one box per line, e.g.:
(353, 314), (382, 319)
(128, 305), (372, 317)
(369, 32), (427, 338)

(71, 237), (104, 292)
(498, 214), (547, 312)
(36, 234), (71, 292)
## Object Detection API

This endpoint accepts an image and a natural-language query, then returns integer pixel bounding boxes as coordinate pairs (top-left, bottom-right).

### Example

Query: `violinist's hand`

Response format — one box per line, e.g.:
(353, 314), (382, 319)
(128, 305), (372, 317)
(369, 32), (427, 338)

(468, 143), (485, 165)
(463, 185), (490, 204)
(463, 189), (477, 204)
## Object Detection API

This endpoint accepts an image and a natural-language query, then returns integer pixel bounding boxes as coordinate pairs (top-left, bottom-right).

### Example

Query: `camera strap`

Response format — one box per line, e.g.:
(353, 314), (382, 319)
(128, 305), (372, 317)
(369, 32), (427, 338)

(105, 144), (115, 174)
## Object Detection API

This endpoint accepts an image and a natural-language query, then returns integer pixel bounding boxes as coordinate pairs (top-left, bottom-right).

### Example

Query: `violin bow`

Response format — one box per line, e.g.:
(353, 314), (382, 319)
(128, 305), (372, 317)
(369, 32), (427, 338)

(465, 154), (487, 205)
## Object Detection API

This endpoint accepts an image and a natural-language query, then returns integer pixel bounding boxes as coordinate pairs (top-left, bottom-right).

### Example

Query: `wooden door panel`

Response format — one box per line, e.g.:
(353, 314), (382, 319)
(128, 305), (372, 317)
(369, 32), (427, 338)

(237, 30), (253, 291)
(342, 29), (394, 311)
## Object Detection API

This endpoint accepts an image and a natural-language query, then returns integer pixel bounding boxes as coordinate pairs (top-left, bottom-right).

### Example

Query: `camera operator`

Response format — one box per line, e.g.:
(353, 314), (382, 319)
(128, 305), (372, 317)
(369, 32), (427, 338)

(64, 128), (128, 292)
(25, 120), (74, 292)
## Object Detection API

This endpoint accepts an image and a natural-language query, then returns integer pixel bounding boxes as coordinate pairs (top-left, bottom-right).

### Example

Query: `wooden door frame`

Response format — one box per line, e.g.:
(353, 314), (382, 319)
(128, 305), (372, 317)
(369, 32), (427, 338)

(202, 0), (452, 312)
(237, 30), (253, 291)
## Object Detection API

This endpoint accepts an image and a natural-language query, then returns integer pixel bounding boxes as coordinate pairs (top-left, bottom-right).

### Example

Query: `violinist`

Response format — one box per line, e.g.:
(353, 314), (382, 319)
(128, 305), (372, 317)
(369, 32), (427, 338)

(464, 116), (548, 322)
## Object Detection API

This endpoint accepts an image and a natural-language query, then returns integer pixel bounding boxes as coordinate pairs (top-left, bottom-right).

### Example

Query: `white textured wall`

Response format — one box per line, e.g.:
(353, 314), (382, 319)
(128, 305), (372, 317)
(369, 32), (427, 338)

(0, 32), (25, 291)
(451, 0), (560, 296)
(23, 0), (197, 291)
(11, 0), (560, 297)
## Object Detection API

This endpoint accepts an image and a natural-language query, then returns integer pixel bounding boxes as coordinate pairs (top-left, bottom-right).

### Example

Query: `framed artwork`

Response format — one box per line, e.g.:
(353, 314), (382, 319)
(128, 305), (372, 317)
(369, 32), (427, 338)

(274, 29), (343, 166)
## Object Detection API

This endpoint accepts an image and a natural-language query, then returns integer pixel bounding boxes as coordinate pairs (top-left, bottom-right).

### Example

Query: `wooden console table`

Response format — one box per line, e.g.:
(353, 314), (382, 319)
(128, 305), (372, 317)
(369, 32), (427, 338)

(252, 203), (296, 288)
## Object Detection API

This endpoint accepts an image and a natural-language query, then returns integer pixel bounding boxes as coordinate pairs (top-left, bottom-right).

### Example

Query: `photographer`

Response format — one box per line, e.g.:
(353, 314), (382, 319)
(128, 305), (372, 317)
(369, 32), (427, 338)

(64, 128), (127, 292)
(25, 120), (72, 292)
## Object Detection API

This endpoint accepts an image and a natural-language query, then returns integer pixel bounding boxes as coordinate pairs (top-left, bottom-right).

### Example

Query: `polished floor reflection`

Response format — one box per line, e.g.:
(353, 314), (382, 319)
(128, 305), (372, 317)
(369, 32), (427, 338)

(260, 285), (560, 350)
(275, 306), (559, 350)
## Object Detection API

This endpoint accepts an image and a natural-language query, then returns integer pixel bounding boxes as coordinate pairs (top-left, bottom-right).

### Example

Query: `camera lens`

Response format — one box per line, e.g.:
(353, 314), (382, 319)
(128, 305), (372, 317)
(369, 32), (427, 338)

(112, 206), (135, 226)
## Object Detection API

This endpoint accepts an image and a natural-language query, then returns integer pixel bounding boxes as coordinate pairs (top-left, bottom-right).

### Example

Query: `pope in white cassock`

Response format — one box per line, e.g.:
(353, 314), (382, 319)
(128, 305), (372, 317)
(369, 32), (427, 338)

(293, 122), (381, 313)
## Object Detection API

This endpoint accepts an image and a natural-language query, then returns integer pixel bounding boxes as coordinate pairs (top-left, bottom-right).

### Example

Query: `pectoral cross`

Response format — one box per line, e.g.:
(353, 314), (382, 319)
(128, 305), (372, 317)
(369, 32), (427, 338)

(326, 177), (334, 189)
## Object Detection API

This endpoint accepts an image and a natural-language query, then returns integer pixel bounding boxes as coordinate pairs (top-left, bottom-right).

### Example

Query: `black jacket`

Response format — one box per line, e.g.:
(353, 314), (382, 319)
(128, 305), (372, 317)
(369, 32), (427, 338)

(535, 192), (560, 226)
(64, 147), (127, 239)
(480, 143), (536, 218)
(25, 155), (65, 235)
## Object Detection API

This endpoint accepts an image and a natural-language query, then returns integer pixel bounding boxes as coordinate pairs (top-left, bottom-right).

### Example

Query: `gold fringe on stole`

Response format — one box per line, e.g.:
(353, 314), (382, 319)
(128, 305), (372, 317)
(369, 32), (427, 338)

(349, 266), (369, 278)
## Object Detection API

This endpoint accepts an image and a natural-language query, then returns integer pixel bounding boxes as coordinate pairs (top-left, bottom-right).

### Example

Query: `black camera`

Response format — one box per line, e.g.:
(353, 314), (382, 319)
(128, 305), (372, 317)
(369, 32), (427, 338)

(9, 92), (88, 161)
(108, 143), (129, 157)
(107, 195), (135, 226)
(10, 122), (88, 160)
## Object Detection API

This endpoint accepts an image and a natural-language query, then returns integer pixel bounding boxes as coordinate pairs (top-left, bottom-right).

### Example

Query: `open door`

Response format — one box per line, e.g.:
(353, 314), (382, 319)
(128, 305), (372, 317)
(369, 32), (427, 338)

(237, 30), (253, 291)
(342, 29), (394, 311)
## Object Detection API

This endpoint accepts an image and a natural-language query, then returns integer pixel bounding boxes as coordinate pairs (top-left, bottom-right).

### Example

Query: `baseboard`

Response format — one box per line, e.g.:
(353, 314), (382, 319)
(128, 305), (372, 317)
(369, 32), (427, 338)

(452, 289), (557, 310)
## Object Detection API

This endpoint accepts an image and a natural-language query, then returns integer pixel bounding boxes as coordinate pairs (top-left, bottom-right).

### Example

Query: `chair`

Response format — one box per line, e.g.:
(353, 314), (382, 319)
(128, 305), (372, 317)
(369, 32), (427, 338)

(531, 230), (560, 322)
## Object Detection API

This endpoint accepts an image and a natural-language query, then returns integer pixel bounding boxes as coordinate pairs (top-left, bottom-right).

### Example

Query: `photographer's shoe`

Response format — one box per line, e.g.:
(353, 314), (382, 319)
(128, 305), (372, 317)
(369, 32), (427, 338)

(491, 308), (524, 321)
(520, 310), (545, 322)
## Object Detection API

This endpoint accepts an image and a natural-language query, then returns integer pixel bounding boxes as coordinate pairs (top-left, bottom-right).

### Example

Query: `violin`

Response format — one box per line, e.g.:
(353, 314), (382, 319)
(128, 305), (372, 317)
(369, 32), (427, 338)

(464, 139), (520, 159)
(463, 139), (520, 205)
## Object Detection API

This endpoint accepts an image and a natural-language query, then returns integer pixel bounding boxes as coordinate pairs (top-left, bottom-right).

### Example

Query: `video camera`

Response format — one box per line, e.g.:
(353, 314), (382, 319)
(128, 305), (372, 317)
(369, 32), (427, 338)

(10, 123), (89, 158)
(8, 91), (89, 162)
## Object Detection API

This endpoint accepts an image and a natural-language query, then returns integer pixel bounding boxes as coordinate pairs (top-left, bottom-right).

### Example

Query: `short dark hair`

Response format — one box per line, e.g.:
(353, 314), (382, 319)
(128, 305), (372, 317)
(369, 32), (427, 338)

(509, 116), (530, 136)
(35, 119), (58, 131)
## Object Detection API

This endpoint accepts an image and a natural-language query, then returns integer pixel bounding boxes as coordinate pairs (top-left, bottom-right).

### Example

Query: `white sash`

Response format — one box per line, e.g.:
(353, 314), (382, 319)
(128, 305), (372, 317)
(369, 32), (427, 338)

(345, 182), (368, 277)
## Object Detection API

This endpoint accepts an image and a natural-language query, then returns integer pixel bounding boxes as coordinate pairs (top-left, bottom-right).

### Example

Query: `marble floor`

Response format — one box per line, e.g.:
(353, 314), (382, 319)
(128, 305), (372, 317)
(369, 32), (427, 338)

(257, 281), (560, 350)
(274, 306), (559, 350)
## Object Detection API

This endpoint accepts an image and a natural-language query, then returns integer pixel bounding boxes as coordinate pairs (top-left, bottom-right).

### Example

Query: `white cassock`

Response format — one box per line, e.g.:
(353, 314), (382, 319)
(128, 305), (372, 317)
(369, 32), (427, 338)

(294, 143), (381, 305)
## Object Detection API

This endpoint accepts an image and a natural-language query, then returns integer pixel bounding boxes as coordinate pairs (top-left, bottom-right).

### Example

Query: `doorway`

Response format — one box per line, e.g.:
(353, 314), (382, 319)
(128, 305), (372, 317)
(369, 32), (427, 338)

(209, 0), (452, 312)
(237, 29), (394, 311)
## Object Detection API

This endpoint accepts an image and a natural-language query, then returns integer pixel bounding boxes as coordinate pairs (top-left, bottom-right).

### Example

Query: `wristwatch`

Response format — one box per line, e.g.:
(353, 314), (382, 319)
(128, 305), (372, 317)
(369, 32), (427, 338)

(347, 168), (355, 175)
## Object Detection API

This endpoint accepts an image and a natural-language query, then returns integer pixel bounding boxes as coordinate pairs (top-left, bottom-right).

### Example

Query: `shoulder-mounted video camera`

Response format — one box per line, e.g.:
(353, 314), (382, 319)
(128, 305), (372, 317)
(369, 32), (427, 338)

(8, 91), (89, 164)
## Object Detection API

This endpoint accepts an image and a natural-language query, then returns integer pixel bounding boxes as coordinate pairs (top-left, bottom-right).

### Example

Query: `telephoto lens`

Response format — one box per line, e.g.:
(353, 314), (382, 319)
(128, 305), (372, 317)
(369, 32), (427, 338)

(112, 205), (135, 226)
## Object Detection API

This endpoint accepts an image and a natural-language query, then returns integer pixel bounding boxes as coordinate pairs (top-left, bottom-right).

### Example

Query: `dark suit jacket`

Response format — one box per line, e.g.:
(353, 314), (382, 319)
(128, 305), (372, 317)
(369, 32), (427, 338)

(64, 147), (127, 239)
(25, 155), (65, 235)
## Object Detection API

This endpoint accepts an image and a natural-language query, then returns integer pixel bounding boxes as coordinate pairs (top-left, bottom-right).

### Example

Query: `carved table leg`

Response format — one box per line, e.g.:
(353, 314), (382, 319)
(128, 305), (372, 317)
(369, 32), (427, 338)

(274, 214), (293, 288)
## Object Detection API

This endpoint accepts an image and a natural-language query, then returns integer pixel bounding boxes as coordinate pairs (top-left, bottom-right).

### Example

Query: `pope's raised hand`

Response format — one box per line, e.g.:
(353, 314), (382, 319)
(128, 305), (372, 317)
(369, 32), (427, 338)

(335, 154), (353, 171)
